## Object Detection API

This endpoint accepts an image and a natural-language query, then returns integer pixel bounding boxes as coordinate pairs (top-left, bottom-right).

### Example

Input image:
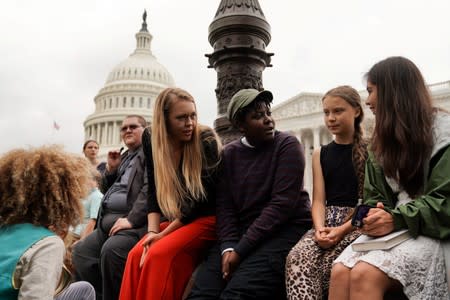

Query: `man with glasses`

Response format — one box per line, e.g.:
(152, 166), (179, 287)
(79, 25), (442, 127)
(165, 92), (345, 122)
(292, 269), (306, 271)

(73, 115), (149, 300)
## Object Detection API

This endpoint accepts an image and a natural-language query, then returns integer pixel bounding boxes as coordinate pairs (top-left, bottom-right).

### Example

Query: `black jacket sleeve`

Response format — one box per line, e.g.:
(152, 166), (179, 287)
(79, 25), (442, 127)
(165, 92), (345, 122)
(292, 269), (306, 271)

(142, 128), (161, 215)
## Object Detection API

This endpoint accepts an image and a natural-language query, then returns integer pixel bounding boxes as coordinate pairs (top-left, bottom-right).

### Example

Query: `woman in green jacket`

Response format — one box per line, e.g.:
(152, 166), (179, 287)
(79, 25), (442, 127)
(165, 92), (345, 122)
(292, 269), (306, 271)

(329, 56), (450, 300)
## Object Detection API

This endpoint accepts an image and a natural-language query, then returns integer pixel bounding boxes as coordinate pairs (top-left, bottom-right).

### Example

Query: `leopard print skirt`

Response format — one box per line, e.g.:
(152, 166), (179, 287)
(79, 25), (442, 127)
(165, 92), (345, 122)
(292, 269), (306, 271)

(285, 206), (360, 300)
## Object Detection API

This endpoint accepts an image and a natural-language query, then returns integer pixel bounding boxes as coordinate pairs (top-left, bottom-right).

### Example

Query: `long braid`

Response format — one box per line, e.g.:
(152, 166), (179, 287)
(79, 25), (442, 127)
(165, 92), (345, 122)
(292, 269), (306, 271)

(352, 122), (368, 199)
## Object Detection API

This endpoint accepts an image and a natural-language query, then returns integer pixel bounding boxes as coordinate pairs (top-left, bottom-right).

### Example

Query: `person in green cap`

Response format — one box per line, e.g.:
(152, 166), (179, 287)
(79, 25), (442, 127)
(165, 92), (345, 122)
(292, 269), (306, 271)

(187, 88), (312, 299)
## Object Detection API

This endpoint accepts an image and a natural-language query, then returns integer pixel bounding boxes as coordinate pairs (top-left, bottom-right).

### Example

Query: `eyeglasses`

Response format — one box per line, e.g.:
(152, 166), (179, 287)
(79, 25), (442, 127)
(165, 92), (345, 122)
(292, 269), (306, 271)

(120, 124), (142, 133)
(175, 114), (197, 124)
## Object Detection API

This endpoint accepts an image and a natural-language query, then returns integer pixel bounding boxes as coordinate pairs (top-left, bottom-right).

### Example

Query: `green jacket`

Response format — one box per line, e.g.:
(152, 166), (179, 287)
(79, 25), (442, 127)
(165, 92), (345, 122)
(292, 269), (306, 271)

(364, 112), (450, 239)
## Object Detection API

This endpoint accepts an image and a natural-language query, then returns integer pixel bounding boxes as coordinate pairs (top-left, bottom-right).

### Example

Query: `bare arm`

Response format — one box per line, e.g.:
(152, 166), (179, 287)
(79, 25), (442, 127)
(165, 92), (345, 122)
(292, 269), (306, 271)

(142, 213), (183, 248)
(311, 147), (356, 246)
(80, 219), (96, 240)
(311, 148), (326, 231)
(311, 148), (336, 248)
(147, 212), (161, 233)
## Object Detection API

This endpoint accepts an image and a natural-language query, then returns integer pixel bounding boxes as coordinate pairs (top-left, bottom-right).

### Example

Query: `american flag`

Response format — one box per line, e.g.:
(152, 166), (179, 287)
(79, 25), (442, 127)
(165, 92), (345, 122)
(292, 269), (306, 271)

(53, 121), (60, 130)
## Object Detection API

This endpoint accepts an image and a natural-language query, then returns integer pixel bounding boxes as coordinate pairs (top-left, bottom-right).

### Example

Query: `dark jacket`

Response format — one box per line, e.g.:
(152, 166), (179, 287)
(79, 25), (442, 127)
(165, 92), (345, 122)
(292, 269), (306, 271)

(98, 146), (149, 228)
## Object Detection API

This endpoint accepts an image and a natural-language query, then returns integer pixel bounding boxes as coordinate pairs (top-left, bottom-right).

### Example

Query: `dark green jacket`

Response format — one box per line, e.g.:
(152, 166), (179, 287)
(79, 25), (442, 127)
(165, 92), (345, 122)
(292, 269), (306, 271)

(364, 143), (450, 239)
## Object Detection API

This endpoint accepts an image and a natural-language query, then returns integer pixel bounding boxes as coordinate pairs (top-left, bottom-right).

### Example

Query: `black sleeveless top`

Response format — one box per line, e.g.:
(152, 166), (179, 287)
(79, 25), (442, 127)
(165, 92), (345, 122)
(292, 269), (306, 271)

(320, 141), (358, 207)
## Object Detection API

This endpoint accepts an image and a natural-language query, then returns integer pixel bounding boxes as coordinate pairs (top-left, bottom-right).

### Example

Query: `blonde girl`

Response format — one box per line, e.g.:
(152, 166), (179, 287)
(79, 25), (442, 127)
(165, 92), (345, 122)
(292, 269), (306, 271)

(120, 87), (221, 300)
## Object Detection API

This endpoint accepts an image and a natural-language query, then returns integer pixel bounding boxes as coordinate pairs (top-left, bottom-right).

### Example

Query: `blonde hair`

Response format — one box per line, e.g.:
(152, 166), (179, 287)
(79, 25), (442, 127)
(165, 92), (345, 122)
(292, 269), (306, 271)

(0, 146), (90, 234)
(151, 87), (209, 220)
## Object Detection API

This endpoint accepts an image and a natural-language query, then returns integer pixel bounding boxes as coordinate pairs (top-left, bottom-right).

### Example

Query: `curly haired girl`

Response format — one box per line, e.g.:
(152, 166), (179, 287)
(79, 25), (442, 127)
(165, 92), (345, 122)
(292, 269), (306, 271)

(0, 146), (95, 300)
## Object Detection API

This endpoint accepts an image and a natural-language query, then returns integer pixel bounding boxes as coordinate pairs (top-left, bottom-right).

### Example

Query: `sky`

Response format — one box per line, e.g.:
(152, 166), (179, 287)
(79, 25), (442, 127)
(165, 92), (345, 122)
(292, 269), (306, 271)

(1, 0), (450, 155)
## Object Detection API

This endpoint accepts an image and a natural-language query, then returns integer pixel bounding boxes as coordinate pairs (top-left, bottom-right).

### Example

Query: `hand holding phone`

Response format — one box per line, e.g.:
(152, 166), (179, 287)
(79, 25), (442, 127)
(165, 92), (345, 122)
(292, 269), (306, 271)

(351, 204), (374, 228)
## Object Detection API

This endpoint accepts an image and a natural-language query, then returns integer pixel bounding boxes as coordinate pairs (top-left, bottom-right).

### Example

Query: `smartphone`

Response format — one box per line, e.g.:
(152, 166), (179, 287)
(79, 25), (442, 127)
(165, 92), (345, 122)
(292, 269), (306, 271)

(351, 204), (374, 228)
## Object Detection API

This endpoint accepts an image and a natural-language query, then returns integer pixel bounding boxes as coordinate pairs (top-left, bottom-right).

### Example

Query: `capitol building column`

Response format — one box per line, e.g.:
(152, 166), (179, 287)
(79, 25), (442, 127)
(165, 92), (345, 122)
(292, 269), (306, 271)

(313, 127), (320, 150)
(302, 132), (313, 195)
(112, 122), (118, 145)
(95, 125), (100, 144)
(104, 122), (109, 145)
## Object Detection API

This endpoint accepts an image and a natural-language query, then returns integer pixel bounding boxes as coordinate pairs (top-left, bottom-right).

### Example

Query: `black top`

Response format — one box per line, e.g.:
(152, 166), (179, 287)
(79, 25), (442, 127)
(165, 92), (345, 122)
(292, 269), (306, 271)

(320, 141), (358, 207)
(142, 127), (220, 224)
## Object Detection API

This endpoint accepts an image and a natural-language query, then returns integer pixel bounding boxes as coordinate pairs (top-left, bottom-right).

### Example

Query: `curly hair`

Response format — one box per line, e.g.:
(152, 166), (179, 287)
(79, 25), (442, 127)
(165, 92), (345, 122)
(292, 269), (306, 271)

(0, 146), (91, 234)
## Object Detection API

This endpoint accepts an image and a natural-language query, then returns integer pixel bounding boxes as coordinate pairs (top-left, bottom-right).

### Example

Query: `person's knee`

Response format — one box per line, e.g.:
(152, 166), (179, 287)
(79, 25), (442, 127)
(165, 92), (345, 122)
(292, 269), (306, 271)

(285, 248), (296, 268)
(73, 281), (95, 300)
(350, 262), (381, 291)
(56, 281), (95, 300)
(147, 243), (176, 261)
(285, 241), (310, 266)
(127, 241), (143, 260)
(330, 263), (349, 285)
(350, 263), (366, 283)
(71, 240), (85, 266)
(100, 241), (118, 263)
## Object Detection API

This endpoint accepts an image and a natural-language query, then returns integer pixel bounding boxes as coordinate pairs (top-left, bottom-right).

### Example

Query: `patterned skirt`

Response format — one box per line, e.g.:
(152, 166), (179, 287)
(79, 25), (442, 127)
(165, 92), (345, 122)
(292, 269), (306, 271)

(285, 205), (361, 300)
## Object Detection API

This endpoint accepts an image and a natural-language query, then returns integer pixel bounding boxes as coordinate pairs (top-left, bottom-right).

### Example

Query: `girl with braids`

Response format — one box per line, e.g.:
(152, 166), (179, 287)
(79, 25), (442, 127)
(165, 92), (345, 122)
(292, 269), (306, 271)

(0, 146), (95, 300)
(330, 57), (450, 299)
(119, 87), (221, 300)
(285, 85), (367, 300)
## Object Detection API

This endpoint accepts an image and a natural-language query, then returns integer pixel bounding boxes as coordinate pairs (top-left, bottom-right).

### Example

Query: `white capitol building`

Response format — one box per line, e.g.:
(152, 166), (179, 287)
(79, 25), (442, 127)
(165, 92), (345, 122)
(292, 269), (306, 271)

(84, 14), (450, 193)
(83, 14), (174, 158)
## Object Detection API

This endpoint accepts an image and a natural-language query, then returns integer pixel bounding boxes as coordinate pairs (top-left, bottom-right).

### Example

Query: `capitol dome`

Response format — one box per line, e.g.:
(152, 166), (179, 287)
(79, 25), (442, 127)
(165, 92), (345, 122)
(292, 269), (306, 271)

(84, 11), (174, 158)
(105, 48), (174, 86)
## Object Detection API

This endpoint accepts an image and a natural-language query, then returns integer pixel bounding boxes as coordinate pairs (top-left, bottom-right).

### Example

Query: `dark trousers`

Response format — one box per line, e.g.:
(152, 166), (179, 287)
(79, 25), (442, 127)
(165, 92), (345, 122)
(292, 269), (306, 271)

(72, 222), (146, 300)
(187, 225), (308, 300)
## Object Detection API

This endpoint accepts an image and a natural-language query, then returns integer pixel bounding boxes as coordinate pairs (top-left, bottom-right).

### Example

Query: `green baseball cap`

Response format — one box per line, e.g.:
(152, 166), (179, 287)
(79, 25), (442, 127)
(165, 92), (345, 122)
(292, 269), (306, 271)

(227, 89), (273, 122)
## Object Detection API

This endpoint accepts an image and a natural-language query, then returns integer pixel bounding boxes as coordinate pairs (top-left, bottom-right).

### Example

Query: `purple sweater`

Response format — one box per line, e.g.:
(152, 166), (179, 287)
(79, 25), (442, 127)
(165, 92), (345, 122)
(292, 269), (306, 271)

(217, 131), (312, 258)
